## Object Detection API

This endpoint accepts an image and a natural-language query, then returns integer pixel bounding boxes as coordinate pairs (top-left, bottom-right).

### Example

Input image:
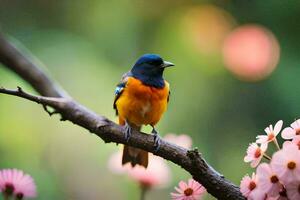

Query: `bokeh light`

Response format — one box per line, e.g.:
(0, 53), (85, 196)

(183, 5), (235, 55)
(222, 25), (280, 81)
(108, 150), (171, 189)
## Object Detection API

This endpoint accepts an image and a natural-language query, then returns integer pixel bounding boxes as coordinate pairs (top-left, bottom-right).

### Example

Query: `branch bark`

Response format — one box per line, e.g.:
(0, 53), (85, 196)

(0, 33), (245, 200)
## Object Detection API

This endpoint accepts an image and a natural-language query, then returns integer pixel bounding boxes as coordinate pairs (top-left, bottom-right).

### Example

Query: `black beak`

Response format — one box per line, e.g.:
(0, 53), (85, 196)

(162, 61), (175, 68)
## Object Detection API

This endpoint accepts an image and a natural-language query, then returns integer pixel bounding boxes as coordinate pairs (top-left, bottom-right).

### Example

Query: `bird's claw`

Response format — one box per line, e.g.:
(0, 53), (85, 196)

(124, 122), (132, 142)
(151, 127), (161, 152)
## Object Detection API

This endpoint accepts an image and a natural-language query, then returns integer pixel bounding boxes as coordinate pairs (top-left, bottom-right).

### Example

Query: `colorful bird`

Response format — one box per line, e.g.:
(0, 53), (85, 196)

(113, 54), (174, 168)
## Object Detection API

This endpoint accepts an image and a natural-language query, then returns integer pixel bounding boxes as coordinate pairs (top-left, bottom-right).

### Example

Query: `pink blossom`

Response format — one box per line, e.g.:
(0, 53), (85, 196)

(266, 186), (288, 200)
(256, 163), (281, 197)
(127, 154), (171, 188)
(164, 134), (192, 149)
(285, 181), (300, 200)
(283, 136), (300, 150)
(0, 169), (36, 199)
(256, 120), (283, 145)
(107, 150), (132, 174)
(171, 179), (206, 200)
(240, 173), (265, 200)
(282, 119), (300, 140)
(244, 143), (268, 168)
(291, 136), (300, 150)
(271, 144), (300, 184)
(108, 151), (171, 188)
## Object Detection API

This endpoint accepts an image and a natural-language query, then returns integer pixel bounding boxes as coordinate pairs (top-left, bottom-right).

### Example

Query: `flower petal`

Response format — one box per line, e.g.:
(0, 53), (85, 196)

(256, 135), (268, 144)
(281, 127), (296, 140)
(260, 143), (268, 151)
(178, 181), (188, 190)
(244, 155), (253, 162)
(265, 127), (271, 134)
(291, 119), (300, 129)
(274, 120), (283, 135)
(251, 158), (261, 168)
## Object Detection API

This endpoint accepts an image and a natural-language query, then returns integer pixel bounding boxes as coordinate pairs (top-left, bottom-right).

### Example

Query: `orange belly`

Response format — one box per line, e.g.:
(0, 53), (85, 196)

(116, 77), (169, 126)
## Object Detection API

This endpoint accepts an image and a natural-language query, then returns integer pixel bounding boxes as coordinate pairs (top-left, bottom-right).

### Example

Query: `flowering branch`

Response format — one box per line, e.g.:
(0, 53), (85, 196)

(0, 33), (245, 200)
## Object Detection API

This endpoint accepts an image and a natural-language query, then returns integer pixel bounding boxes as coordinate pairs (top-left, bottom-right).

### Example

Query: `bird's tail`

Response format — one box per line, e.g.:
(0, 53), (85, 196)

(120, 121), (148, 168)
(122, 145), (148, 168)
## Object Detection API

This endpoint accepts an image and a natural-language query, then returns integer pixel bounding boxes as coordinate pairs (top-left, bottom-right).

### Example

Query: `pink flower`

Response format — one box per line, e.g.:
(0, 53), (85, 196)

(107, 150), (132, 174)
(164, 134), (192, 149)
(108, 151), (171, 188)
(256, 163), (281, 197)
(171, 179), (206, 200)
(127, 154), (171, 188)
(0, 169), (36, 199)
(285, 181), (300, 199)
(271, 144), (300, 184)
(266, 186), (288, 200)
(240, 173), (265, 200)
(256, 120), (283, 145)
(291, 136), (300, 150)
(244, 143), (268, 168)
(283, 136), (300, 150)
(281, 119), (300, 140)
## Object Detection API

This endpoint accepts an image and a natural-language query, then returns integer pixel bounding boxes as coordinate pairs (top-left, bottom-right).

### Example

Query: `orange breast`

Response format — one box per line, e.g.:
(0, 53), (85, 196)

(116, 77), (169, 126)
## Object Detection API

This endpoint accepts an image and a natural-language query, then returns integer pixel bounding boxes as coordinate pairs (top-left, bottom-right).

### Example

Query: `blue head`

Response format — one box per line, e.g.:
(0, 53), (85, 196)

(130, 54), (174, 88)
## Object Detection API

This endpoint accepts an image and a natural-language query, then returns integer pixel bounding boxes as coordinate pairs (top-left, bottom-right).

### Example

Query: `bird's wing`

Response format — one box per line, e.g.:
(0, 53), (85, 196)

(165, 80), (170, 103)
(113, 71), (131, 115)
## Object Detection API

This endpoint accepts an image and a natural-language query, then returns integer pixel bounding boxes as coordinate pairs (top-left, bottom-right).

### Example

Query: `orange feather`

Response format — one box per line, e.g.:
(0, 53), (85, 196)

(116, 77), (169, 127)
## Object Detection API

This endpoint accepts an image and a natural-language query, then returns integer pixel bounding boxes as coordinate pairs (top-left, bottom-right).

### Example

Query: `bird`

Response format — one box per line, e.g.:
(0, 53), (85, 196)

(113, 54), (174, 168)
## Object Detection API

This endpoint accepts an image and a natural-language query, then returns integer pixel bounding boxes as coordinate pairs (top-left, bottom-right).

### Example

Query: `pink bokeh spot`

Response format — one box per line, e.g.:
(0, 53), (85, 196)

(164, 133), (192, 149)
(107, 150), (132, 174)
(223, 25), (280, 81)
(183, 5), (235, 55)
(127, 154), (171, 188)
(108, 151), (171, 189)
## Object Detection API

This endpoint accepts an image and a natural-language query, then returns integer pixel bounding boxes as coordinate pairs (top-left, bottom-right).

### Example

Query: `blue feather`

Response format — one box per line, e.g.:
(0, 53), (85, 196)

(131, 54), (165, 88)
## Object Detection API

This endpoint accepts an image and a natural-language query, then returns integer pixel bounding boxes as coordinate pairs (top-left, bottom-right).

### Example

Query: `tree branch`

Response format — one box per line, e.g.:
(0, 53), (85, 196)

(0, 33), (67, 98)
(0, 33), (245, 200)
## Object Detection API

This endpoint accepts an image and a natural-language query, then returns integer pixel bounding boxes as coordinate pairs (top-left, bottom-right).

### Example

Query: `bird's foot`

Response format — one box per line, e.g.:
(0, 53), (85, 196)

(151, 127), (161, 152)
(123, 121), (132, 142)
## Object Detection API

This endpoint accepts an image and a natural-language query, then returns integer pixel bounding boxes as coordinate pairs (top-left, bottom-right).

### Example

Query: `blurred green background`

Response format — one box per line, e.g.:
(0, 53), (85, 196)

(0, 0), (300, 199)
